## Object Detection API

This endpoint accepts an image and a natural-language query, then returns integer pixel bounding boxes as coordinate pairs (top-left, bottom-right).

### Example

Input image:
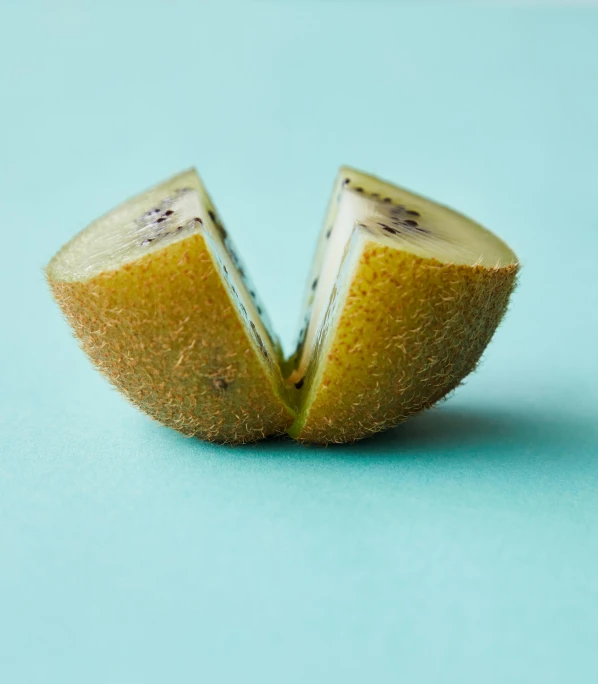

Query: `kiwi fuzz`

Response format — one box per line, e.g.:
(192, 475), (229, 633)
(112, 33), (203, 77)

(288, 230), (517, 443)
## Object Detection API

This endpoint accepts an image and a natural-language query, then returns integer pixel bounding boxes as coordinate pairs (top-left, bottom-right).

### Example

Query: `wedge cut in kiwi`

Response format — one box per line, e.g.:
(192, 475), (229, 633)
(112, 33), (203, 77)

(47, 166), (519, 445)
(46, 169), (294, 443)
(286, 167), (519, 443)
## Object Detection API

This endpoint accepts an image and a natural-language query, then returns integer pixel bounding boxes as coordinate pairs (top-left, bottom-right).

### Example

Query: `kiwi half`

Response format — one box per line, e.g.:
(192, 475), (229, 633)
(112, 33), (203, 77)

(47, 166), (518, 445)
(46, 170), (294, 443)
(287, 167), (518, 443)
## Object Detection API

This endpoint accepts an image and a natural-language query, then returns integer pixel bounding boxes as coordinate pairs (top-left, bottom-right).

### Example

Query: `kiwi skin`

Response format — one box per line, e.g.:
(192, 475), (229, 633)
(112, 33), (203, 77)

(288, 245), (518, 444)
(47, 232), (294, 444)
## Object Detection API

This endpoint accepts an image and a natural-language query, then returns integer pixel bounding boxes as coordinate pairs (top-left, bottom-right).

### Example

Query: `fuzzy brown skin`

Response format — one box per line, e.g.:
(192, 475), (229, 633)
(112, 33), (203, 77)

(289, 246), (518, 444)
(48, 234), (293, 444)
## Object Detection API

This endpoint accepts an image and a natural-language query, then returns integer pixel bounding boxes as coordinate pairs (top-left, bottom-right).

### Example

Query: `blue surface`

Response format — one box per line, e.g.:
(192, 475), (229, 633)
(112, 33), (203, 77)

(2, 2), (598, 682)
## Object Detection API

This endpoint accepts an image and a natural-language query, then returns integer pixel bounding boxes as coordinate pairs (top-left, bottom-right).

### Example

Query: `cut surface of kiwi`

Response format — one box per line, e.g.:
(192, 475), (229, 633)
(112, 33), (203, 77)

(47, 166), (519, 445)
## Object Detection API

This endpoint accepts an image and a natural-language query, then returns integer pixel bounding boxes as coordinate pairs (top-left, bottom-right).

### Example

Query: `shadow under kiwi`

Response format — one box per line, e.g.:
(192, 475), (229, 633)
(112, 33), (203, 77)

(146, 397), (596, 475)
(254, 400), (595, 461)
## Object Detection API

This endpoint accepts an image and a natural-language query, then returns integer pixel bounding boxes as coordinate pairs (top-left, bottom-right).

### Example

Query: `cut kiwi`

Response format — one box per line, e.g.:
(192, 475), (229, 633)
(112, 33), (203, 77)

(286, 167), (519, 443)
(46, 169), (294, 443)
(47, 166), (518, 445)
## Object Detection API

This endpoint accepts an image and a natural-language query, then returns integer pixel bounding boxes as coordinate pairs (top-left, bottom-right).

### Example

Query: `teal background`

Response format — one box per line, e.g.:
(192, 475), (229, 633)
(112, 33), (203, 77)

(1, 1), (598, 682)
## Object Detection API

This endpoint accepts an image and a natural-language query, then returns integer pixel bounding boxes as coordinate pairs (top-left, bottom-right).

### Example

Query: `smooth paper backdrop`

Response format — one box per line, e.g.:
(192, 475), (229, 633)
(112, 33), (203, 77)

(1, 2), (597, 682)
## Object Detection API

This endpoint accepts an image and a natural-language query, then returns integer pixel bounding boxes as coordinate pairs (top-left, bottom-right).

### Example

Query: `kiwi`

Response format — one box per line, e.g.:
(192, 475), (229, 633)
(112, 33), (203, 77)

(47, 166), (518, 445)
(46, 169), (294, 443)
(286, 167), (519, 443)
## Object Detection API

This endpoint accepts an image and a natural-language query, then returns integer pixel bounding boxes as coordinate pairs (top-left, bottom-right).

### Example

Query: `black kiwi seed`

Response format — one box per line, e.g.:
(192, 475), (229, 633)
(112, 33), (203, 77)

(371, 192), (380, 198)
(257, 306), (263, 315)
(250, 290), (256, 299)
(404, 219), (418, 227)
(141, 238), (154, 246)
(383, 197), (392, 203)
(156, 217), (166, 223)
(343, 178), (350, 185)
(355, 187), (364, 193)
(294, 378), (305, 390)
(311, 278), (318, 290)
(194, 216), (203, 224)
(164, 210), (174, 216)
(176, 225), (182, 231)
(406, 210), (420, 217)
(255, 334), (267, 355)
(326, 229), (332, 239)
(223, 265), (228, 274)
(208, 210), (216, 221)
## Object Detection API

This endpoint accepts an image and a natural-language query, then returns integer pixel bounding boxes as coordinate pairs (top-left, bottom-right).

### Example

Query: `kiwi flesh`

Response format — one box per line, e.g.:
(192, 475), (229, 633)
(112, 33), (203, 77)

(47, 169), (294, 443)
(286, 167), (518, 443)
(47, 166), (518, 445)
